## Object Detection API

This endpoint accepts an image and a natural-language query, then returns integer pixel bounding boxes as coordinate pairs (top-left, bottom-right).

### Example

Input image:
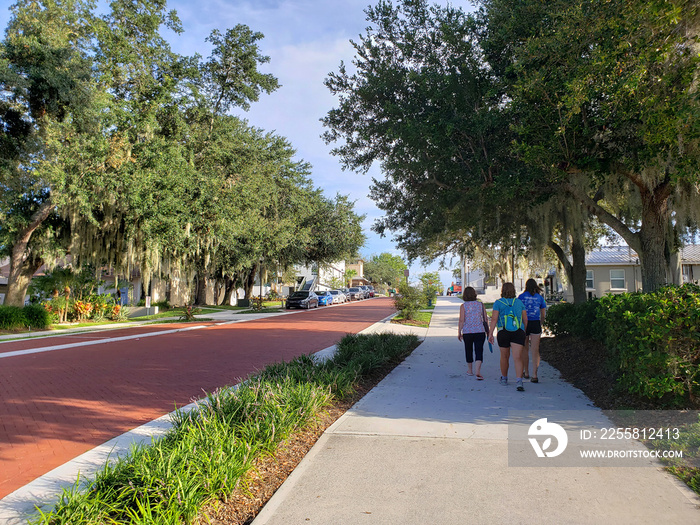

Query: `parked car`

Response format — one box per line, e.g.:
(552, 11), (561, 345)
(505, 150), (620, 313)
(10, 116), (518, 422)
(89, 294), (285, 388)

(316, 290), (334, 306)
(329, 290), (346, 304)
(366, 285), (376, 297)
(340, 287), (351, 301)
(285, 291), (319, 309)
(358, 285), (371, 299)
(347, 287), (363, 301)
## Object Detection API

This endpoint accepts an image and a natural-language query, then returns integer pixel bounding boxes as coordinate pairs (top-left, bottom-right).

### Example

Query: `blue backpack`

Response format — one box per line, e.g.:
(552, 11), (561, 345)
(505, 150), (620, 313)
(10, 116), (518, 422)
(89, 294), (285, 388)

(500, 299), (523, 332)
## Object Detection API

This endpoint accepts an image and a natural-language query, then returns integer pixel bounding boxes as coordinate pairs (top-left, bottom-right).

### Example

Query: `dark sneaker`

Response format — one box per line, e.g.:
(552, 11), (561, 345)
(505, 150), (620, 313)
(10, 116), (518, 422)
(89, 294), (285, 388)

(516, 379), (525, 392)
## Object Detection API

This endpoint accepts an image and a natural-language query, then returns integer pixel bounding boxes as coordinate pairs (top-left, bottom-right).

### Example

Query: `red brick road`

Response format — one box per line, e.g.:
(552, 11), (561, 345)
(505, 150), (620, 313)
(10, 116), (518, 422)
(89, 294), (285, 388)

(0, 298), (395, 499)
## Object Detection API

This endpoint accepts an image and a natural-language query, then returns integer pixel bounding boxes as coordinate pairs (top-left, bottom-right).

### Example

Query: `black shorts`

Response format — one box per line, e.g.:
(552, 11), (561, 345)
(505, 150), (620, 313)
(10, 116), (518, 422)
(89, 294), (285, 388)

(497, 328), (526, 348)
(525, 320), (542, 336)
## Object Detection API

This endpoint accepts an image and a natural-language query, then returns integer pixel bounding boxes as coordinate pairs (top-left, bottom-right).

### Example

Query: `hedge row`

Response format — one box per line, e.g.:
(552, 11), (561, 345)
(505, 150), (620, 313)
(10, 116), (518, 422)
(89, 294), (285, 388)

(545, 284), (700, 406)
(0, 304), (51, 331)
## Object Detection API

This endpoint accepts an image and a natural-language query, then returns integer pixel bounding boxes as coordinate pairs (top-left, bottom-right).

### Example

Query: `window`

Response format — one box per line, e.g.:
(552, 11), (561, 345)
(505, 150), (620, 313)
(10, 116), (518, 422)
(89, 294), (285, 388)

(586, 270), (594, 289)
(610, 269), (625, 289)
(682, 265), (692, 283)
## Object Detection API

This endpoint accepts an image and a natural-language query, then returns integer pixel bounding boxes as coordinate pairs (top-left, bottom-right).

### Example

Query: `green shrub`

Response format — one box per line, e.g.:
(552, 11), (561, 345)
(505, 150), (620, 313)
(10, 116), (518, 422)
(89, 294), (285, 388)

(23, 304), (50, 329)
(544, 300), (602, 339)
(393, 283), (422, 320)
(596, 284), (700, 405)
(88, 294), (115, 319)
(0, 305), (50, 330)
(544, 302), (577, 336)
(547, 284), (700, 405)
(0, 305), (26, 330)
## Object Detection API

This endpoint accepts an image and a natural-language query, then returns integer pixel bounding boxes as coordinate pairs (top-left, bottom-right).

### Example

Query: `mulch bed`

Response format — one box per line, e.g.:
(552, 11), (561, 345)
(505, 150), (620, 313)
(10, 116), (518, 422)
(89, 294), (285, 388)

(538, 334), (699, 426)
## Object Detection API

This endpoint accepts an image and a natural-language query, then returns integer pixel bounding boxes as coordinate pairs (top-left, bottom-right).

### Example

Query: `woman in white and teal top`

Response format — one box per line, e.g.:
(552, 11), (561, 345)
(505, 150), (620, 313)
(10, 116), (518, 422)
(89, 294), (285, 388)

(488, 282), (528, 391)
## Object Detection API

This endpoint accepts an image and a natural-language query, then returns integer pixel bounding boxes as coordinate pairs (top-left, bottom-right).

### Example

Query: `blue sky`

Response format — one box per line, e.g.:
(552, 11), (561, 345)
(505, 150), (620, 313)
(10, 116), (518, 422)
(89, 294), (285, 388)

(0, 0), (464, 288)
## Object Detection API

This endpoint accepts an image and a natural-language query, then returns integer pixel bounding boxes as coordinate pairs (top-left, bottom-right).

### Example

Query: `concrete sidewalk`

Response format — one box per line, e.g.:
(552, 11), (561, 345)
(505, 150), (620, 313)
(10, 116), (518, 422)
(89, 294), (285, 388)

(252, 296), (700, 525)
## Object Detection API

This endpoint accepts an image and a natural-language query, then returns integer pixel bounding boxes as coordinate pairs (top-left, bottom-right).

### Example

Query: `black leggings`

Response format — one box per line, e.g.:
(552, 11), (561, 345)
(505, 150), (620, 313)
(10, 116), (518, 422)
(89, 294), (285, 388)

(462, 332), (486, 363)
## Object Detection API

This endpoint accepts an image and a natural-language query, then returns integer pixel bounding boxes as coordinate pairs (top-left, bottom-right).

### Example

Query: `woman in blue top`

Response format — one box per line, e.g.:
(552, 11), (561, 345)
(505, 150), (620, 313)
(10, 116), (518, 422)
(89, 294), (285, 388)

(518, 279), (547, 383)
(488, 282), (528, 391)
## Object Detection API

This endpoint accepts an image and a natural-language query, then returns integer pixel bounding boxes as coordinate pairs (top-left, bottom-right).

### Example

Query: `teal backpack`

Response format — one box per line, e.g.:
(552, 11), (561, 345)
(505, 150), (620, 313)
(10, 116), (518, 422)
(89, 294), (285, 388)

(500, 299), (523, 332)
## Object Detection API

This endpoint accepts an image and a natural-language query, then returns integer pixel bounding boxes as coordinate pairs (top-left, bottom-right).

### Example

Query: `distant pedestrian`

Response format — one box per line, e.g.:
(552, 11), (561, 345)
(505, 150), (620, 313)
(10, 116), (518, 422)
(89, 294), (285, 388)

(488, 282), (528, 391)
(457, 286), (488, 380)
(518, 279), (547, 383)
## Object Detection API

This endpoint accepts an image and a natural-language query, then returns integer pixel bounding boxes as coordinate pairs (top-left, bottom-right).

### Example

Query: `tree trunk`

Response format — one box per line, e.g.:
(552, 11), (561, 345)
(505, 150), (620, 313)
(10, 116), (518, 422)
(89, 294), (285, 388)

(220, 274), (237, 306)
(638, 185), (672, 292)
(567, 177), (673, 292)
(193, 258), (209, 306)
(5, 255), (43, 307)
(548, 235), (587, 304)
(570, 236), (588, 304)
(243, 263), (258, 299)
(5, 201), (54, 306)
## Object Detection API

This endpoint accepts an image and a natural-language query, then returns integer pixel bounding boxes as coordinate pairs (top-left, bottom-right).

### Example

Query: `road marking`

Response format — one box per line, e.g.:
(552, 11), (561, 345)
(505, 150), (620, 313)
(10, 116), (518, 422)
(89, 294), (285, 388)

(0, 325), (209, 359)
(0, 299), (382, 359)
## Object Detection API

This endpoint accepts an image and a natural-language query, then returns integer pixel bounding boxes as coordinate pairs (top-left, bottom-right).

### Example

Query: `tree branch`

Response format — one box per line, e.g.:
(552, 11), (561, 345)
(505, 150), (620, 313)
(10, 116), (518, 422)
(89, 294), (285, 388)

(563, 183), (642, 253)
(17, 200), (54, 247)
(548, 240), (573, 282)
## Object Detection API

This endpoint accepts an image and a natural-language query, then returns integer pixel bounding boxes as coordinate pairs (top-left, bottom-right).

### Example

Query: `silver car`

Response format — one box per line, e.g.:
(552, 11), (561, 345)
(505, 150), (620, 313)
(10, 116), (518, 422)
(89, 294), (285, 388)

(329, 290), (346, 304)
(347, 287), (363, 301)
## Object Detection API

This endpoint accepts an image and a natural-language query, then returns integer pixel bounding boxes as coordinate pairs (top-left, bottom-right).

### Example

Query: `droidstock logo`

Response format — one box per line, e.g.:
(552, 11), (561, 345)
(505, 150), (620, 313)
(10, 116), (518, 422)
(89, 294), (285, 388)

(528, 418), (569, 458)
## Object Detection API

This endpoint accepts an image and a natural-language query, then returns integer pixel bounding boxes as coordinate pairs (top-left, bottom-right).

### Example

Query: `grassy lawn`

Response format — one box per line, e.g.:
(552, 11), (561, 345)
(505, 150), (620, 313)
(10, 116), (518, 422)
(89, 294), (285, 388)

(49, 321), (118, 330)
(646, 420), (700, 494)
(391, 310), (432, 327)
(208, 301), (285, 311)
(234, 307), (284, 314)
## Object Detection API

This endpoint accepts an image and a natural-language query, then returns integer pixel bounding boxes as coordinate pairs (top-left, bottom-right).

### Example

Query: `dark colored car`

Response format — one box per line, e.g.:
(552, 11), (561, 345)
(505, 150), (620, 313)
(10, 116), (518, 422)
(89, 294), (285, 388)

(315, 290), (334, 306)
(286, 291), (319, 309)
(347, 287), (363, 301)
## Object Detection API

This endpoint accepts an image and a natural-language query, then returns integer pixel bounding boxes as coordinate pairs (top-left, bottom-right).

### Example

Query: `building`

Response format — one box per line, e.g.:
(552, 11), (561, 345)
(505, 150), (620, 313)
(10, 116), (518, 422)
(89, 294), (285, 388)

(291, 261), (347, 294)
(681, 245), (700, 284)
(345, 259), (365, 286)
(564, 245), (700, 301)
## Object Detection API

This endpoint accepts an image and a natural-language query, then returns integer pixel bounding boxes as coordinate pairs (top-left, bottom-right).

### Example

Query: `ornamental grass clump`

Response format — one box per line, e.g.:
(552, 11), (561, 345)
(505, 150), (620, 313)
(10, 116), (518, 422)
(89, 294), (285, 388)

(32, 333), (420, 525)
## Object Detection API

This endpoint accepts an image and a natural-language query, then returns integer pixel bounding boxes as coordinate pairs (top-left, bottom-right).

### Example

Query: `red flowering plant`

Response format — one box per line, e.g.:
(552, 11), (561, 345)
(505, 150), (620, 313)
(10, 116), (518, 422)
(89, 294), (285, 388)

(73, 300), (93, 321)
(41, 301), (59, 324)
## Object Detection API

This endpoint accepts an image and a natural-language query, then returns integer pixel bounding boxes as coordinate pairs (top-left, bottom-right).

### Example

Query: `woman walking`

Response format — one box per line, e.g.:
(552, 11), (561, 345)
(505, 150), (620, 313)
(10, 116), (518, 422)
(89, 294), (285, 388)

(488, 282), (528, 391)
(518, 279), (547, 383)
(457, 286), (488, 380)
